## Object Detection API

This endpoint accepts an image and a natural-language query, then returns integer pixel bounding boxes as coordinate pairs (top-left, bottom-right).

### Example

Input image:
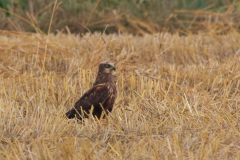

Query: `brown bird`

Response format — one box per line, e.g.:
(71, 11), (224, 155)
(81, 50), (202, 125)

(65, 61), (117, 120)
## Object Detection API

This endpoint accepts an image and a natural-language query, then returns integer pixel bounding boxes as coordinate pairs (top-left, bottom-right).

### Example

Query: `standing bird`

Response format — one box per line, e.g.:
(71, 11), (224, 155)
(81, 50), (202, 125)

(65, 61), (117, 120)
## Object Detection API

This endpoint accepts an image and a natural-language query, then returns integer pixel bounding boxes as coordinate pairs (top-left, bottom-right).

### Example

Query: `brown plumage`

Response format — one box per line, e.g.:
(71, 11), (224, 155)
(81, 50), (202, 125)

(65, 61), (117, 120)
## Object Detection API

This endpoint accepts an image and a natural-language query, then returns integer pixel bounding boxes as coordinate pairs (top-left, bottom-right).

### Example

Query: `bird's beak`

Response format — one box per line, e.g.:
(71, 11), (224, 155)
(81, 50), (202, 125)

(111, 66), (116, 70)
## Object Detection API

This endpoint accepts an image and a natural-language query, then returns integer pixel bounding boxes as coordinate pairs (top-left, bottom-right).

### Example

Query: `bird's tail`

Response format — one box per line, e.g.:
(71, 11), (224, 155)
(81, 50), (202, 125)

(65, 109), (76, 119)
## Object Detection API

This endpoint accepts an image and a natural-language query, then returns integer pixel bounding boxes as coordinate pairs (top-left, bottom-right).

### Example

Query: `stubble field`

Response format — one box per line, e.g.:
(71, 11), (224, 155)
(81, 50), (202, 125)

(0, 30), (240, 159)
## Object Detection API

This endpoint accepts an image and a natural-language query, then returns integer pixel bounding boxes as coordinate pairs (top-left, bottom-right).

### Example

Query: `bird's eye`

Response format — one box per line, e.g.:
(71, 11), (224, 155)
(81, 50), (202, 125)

(105, 64), (110, 68)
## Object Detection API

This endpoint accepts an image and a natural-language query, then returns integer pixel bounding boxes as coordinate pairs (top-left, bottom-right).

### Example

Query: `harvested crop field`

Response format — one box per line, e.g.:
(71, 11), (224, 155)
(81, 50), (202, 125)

(0, 30), (240, 159)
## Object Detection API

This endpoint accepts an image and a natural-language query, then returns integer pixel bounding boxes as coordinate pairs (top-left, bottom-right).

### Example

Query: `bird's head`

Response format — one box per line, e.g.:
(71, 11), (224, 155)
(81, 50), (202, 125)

(98, 61), (116, 74)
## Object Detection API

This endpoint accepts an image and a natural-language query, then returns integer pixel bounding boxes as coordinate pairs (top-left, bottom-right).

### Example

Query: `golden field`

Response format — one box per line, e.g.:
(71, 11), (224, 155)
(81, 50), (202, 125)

(0, 30), (240, 159)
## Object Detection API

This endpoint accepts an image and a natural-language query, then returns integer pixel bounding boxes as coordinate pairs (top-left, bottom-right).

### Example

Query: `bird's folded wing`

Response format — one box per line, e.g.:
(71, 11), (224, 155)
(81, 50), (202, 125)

(73, 84), (109, 110)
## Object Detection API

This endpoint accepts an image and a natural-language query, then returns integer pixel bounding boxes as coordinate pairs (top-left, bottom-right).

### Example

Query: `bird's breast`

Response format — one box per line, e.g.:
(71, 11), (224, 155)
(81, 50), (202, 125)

(107, 84), (117, 99)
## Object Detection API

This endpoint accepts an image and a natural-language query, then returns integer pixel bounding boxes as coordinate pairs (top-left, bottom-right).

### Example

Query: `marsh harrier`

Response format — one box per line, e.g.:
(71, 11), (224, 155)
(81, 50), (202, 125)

(65, 61), (117, 120)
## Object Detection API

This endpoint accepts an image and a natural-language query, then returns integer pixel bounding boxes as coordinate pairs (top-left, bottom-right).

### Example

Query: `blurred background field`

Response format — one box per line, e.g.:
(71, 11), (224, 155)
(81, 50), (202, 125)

(0, 0), (240, 35)
(0, 0), (240, 159)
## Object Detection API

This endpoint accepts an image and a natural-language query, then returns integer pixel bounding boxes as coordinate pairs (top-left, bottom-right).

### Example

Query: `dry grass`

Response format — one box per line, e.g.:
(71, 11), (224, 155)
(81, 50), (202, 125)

(0, 30), (240, 159)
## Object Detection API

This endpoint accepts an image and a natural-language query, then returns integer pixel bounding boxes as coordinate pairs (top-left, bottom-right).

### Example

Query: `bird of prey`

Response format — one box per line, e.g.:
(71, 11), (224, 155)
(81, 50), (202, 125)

(65, 61), (117, 120)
